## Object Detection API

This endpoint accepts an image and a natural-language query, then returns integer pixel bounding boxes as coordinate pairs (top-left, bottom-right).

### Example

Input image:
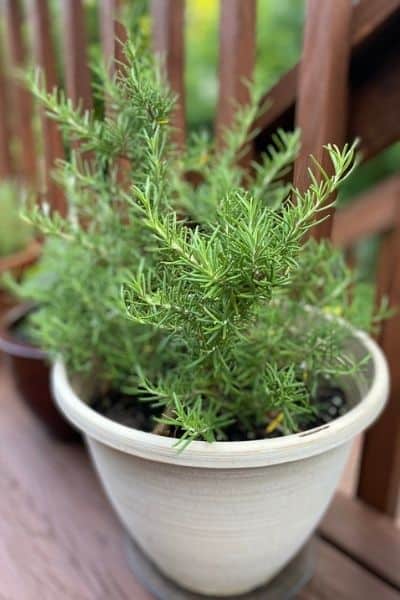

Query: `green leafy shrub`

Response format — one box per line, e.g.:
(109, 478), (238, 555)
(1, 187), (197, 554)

(15, 35), (382, 448)
(0, 181), (32, 257)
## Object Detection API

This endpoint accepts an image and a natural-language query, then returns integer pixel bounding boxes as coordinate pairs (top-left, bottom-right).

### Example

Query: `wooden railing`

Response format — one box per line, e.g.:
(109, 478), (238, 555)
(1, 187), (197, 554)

(0, 0), (399, 518)
(288, 0), (400, 518)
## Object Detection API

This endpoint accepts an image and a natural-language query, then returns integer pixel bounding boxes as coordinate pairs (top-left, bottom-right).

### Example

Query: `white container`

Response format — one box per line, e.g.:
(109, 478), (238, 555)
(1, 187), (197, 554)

(52, 328), (389, 597)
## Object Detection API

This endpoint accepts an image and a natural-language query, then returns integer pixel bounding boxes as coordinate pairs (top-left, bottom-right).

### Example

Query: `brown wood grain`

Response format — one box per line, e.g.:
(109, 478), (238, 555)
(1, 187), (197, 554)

(3, 0), (37, 186)
(151, 0), (186, 148)
(332, 176), (400, 248)
(320, 492), (400, 590)
(351, 0), (400, 50)
(293, 0), (352, 240)
(61, 0), (92, 111)
(357, 191), (400, 516)
(1, 357), (399, 598)
(61, 0), (93, 172)
(99, 0), (130, 186)
(253, 0), (400, 164)
(349, 29), (400, 163)
(26, 0), (66, 215)
(299, 537), (399, 600)
(216, 0), (256, 146)
(0, 358), (152, 600)
(0, 39), (14, 178)
(100, 0), (127, 77)
(375, 230), (395, 316)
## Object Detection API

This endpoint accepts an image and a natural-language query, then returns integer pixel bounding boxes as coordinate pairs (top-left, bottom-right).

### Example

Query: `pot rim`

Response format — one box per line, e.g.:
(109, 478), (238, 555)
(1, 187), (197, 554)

(0, 303), (46, 360)
(52, 328), (389, 469)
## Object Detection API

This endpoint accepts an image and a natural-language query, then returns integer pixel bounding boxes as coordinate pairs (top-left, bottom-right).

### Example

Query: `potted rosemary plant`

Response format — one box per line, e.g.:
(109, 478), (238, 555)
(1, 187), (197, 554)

(19, 37), (389, 596)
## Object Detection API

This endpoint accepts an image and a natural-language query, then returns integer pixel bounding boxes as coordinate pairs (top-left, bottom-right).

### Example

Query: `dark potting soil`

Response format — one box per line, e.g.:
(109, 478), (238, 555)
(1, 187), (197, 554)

(9, 307), (40, 346)
(11, 319), (34, 345)
(91, 391), (159, 432)
(90, 384), (348, 442)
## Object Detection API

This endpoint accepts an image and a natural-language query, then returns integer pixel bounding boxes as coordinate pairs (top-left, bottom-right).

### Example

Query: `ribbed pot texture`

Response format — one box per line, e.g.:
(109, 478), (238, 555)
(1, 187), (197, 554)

(52, 328), (389, 596)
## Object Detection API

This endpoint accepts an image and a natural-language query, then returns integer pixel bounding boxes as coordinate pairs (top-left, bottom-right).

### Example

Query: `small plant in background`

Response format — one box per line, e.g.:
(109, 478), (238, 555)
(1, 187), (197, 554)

(0, 180), (33, 257)
(14, 32), (384, 449)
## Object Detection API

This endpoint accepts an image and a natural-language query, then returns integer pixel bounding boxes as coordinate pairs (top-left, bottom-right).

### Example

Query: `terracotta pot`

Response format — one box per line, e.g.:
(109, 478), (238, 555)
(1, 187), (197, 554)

(0, 240), (41, 315)
(52, 327), (389, 596)
(0, 304), (77, 441)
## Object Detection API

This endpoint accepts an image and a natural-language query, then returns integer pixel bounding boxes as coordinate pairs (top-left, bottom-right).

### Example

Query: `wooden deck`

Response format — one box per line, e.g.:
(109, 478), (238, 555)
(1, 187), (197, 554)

(1, 356), (399, 600)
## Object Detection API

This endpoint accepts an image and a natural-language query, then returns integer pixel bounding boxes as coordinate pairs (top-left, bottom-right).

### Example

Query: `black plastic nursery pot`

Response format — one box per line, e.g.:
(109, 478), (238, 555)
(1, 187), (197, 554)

(0, 304), (77, 441)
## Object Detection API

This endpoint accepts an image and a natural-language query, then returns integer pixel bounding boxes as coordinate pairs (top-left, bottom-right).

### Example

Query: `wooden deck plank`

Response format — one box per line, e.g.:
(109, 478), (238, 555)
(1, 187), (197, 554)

(0, 359), (151, 600)
(320, 492), (400, 590)
(1, 357), (399, 599)
(299, 538), (399, 600)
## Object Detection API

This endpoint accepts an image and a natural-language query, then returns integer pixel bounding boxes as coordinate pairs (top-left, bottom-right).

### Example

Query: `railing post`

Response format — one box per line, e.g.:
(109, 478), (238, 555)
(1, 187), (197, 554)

(151, 0), (186, 148)
(100, 0), (127, 77)
(293, 0), (352, 240)
(61, 1), (92, 112)
(216, 0), (256, 147)
(0, 40), (14, 179)
(100, 0), (130, 185)
(3, 0), (37, 186)
(357, 200), (400, 516)
(26, 0), (66, 215)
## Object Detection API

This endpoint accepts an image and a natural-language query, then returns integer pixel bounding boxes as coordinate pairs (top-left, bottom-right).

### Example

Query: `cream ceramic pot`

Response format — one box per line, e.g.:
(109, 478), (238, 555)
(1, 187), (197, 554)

(52, 329), (389, 597)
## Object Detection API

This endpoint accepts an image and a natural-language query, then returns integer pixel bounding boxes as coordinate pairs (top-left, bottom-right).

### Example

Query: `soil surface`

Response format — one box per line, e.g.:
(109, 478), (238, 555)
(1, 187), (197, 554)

(11, 319), (33, 344)
(91, 384), (348, 442)
(9, 308), (38, 345)
(91, 391), (158, 432)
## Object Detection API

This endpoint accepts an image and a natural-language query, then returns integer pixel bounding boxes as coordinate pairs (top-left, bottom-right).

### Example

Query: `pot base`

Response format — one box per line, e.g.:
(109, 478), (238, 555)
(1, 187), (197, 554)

(125, 535), (314, 599)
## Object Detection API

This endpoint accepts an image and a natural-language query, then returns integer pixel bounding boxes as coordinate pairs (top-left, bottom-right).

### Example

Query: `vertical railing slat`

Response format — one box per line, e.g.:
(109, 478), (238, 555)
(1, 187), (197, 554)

(100, 0), (127, 77)
(216, 0), (256, 145)
(27, 0), (65, 214)
(151, 0), (186, 148)
(4, 0), (37, 186)
(357, 216), (400, 516)
(0, 43), (14, 178)
(293, 0), (352, 240)
(100, 0), (130, 185)
(61, 0), (92, 112)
